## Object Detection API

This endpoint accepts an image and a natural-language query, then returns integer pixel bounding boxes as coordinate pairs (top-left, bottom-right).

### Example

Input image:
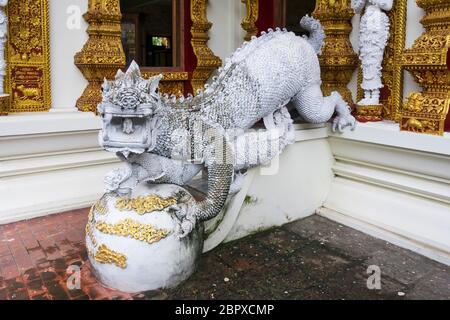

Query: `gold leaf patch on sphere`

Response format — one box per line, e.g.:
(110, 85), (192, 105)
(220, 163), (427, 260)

(115, 195), (177, 215)
(95, 218), (170, 244)
(95, 244), (127, 269)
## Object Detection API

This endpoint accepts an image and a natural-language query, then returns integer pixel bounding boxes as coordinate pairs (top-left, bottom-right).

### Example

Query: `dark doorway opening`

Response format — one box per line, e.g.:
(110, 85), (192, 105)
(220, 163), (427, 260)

(120, 0), (181, 68)
(275, 0), (316, 36)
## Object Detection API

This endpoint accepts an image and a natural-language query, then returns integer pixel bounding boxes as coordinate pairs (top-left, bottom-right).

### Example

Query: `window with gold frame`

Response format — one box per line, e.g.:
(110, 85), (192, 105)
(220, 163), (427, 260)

(75, 0), (222, 113)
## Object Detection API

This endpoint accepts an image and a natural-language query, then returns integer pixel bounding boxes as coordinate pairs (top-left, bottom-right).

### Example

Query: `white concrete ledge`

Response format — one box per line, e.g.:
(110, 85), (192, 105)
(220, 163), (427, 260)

(0, 150), (117, 178)
(294, 124), (328, 142)
(324, 121), (450, 265)
(0, 113), (118, 224)
(328, 121), (450, 156)
(0, 112), (101, 136)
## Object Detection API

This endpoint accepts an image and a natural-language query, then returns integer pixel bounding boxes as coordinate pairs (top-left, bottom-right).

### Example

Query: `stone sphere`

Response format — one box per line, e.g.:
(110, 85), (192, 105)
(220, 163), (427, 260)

(85, 183), (203, 293)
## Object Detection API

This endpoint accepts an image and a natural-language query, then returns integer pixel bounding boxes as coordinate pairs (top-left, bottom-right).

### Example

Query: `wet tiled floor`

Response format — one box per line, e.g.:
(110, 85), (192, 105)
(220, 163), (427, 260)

(0, 209), (449, 300)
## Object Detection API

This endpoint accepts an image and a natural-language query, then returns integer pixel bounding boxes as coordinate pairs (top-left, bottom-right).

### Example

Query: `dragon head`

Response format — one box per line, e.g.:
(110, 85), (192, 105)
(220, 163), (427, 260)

(97, 61), (162, 157)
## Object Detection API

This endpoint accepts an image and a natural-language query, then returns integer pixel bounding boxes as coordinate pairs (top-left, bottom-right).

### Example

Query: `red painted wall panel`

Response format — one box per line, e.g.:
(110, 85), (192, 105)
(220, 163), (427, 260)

(256, 0), (275, 34)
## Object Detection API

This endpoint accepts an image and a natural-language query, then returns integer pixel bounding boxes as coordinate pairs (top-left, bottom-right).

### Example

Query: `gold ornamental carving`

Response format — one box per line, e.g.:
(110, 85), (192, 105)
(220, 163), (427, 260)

(190, 0), (222, 94)
(141, 71), (188, 97)
(74, 0), (126, 113)
(354, 104), (383, 122)
(312, 0), (358, 105)
(241, 0), (259, 41)
(0, 95), (10, 115)
(5, 0), (52, 112)
(400, 0), (450, 135)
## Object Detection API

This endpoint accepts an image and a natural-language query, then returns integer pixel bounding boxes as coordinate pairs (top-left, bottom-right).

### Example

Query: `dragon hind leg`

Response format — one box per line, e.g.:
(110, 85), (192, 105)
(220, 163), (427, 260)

(291, 84), (356, 132)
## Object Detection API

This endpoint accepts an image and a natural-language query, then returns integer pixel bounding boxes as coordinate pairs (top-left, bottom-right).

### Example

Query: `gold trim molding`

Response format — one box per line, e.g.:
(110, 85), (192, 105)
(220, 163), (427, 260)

(190, 0), (222, 94)
(312, 0), (358, 105)
(400, 0), (450, 135)
(142, 71), (188, 97)
(74, 0), (126, 113)
(241, 0), (259, 41)
(5, 0), (52, 113)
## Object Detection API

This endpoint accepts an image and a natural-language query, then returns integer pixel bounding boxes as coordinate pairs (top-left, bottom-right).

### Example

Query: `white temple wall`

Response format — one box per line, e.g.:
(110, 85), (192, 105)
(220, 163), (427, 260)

(403, 0), (425, 98)
(49, 0), (88, 111)
(208, 0), (247, 61)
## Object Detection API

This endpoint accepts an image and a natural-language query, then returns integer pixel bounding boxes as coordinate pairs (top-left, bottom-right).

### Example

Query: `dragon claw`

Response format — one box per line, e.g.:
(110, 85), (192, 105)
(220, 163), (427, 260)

(172, 201), (198, 239)
(176, 217), (196, 239)
(332, 114), (356, 133)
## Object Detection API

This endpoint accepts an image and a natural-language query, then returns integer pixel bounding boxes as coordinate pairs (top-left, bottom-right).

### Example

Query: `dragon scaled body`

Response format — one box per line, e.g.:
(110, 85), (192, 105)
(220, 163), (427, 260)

(98, 16), (356, 237)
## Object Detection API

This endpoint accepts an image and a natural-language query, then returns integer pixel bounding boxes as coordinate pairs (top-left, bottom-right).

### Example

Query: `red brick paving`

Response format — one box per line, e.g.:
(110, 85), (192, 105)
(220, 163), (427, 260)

(1, 209), (449, 300)
(0, 208), (135, 300)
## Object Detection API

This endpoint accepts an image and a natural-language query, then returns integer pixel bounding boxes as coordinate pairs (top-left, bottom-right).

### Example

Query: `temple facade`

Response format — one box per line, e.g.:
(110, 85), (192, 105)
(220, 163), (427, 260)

(0, 0), (449, 265)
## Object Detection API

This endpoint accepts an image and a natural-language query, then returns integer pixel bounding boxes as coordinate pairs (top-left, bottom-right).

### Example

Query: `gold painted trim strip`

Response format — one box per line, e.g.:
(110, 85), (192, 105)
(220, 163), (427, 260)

(388, 0), (407, 121)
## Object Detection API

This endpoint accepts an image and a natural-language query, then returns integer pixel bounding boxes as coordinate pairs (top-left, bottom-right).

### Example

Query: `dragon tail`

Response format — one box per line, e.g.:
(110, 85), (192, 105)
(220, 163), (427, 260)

(300, 15), (325, 55)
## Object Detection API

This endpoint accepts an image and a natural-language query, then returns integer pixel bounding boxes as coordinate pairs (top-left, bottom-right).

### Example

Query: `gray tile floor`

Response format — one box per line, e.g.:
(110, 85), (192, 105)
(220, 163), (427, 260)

(159, 215), (450, 300)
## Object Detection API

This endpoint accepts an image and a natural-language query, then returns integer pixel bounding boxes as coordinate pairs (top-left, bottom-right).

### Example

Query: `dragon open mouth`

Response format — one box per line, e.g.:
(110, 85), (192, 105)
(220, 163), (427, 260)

(105, 115), (149, 143)
(99, 112), (153, 154)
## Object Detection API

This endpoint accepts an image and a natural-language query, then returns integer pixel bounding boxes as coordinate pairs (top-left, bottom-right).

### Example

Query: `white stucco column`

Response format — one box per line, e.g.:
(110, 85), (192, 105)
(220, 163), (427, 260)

(49, 0), (89, 112)
(208, 0), (247, 62)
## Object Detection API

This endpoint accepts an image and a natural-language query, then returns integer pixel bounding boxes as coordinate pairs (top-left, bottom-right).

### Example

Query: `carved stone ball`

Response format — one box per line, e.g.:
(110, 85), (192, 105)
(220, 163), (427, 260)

(85, 183), (203, 293)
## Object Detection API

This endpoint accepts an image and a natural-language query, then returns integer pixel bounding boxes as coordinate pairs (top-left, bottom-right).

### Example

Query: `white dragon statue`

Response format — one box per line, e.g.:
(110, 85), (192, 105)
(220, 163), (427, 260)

(98, 16), (356, 238)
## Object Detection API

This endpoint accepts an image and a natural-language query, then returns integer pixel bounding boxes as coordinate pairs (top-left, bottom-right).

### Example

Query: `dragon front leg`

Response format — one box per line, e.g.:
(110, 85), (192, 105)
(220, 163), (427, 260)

(177, 163), (234, 238)
(229, 170), (247, 195)
(177, 130), (234, 238)
(292, 84), (356, 132)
